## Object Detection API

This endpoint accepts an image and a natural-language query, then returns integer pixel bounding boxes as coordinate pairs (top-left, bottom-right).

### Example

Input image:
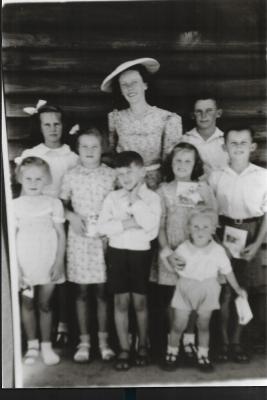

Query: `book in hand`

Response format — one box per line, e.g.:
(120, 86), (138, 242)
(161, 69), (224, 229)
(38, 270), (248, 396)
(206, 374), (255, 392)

(223, 225), (248, 259)
(235, 296), (253, 325)
(176, 182), (204, 207)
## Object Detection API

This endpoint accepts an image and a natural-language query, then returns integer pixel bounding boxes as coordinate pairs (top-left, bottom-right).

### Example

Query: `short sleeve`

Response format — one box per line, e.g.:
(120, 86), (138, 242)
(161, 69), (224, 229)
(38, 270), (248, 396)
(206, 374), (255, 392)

(108, 110), (118, 151)
(156, 185), (167, 228)
(52, 198), (65, 223)
(59, 172), (72, 201)
(162, 113), (183, 159)
(217, 246), (232, 275)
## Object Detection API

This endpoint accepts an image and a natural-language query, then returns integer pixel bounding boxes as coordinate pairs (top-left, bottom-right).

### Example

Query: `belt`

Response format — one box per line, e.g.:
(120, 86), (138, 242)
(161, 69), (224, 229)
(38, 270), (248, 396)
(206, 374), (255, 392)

(219, 215), (262, 225)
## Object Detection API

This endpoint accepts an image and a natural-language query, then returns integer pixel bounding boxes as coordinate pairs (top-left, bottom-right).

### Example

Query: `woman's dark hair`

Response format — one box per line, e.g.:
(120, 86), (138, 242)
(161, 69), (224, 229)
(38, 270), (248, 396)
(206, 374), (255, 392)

(164, 142), (204, 182)
(28, 103), (68, 146)
(111, 64), (156, 109)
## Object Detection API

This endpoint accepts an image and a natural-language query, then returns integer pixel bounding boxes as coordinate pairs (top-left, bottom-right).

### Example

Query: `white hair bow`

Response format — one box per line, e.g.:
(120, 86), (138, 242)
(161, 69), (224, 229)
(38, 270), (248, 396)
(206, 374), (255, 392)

(69, 124), (80, 135)
(23, 99), (47, 115)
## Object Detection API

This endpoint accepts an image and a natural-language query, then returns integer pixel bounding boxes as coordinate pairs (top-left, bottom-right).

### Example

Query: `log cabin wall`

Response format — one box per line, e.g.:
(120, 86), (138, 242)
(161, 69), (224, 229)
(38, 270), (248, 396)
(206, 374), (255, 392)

(2, 0), (267, 164)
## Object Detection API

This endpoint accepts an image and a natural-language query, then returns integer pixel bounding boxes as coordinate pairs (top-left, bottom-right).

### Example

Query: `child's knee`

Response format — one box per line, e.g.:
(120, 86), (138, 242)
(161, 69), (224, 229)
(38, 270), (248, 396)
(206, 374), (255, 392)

(134, 296), (147, 312)
(115, 295), (129, 312)
(22, 296), (35, 311)
(38, 300), (52, 313)
(76, 286), (88, 302)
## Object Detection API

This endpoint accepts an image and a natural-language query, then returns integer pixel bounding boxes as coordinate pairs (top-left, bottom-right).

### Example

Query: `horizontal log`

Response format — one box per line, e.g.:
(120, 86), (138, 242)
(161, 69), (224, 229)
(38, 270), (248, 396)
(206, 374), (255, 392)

(2, 51), (265, 78)
(2, 0), (263, 36)
(5, 96), (267, 119)
(3, 74), (266, 100)
(2, 32), (265, 53)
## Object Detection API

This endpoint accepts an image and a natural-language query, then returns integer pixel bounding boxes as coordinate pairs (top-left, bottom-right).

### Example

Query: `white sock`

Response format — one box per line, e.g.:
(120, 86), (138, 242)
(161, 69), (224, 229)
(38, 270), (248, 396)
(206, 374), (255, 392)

(183, 333), (195, 346)
(28, 339), (39, 350)
(41, 342), (60, 366)
(98, 331), (108, 349)
(79, 334), (90, 345)
(167, 345), (179, 356)
(57, 322), (68, 333)
(197, 346), (209, 359)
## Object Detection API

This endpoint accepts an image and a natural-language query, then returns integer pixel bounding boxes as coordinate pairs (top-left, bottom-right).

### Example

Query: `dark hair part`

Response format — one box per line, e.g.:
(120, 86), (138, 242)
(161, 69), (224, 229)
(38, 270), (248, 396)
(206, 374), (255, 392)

(15, 156), (52, 184)
(224, 125), (255, 142)
(115, 151), (144, 168)
(165, 142), (204, 182)
(75, 126), (104, 152)
(111, 64), (154, 109)
(192, 93), (220, 110)
(28, 102), (67, 146)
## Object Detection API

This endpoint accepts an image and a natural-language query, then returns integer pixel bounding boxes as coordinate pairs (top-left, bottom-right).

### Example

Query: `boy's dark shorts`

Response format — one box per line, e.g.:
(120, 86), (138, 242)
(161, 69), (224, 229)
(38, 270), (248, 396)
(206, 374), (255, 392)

(107, 247), (152, 294)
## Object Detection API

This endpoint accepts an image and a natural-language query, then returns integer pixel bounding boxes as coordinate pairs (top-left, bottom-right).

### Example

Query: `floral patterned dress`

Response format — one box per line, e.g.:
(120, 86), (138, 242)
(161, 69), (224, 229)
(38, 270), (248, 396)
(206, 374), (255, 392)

(108, 106), (182, 189)
(152, 180), (217, 285)
(60, 164), (116, 284)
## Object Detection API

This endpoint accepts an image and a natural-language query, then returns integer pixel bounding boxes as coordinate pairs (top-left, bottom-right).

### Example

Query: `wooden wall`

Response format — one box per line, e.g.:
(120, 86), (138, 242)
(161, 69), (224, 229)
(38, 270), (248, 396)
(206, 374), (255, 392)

(2, 0), (267, 166)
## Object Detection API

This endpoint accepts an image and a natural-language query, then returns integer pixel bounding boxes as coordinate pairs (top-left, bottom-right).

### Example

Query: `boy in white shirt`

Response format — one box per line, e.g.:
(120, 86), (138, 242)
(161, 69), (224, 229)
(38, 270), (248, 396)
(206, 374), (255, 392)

(181, 95), (229, 174)
(209, 126), (267, 363)
(98, 151), (161, 370)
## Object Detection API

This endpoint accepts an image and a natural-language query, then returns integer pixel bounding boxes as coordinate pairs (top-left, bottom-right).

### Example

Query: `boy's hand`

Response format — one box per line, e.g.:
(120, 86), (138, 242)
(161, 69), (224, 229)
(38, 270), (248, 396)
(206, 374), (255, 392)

(167, 253), (186, 273)
(236, 287), (248, 299)
(241, 242), (259, 261)
(122, 216), (139, 230)
(69, 212), (87, 236)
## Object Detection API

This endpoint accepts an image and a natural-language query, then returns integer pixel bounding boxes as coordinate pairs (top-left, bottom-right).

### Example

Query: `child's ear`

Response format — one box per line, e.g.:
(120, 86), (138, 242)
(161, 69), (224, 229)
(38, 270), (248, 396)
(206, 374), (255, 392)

(216, 108), (223, 119)
(144, 82), (148, 91)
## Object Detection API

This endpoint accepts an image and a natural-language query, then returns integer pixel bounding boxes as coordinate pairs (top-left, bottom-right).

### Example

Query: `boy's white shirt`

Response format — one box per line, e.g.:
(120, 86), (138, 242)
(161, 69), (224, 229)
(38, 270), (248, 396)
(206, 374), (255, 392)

(97, 183), (161, 250)
(172, 239), (232, 281)
(208, 163), (267, 219)
(181, 127), (229, 170)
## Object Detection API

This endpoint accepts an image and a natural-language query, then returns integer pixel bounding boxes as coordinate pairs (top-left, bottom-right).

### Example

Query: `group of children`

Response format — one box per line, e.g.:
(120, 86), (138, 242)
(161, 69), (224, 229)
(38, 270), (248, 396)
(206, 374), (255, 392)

(12, 88), (267, 374)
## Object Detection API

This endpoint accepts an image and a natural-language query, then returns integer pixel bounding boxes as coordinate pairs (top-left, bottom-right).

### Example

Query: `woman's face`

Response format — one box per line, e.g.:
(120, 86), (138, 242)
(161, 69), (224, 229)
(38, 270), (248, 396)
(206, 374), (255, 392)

(39, 112), (63, 147)
(118, 70), (147, 105)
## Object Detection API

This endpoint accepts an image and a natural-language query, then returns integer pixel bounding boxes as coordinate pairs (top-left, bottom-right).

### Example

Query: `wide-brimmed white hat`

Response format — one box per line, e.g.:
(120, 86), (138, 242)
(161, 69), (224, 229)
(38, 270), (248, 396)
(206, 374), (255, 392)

(100, 57), (160, 93)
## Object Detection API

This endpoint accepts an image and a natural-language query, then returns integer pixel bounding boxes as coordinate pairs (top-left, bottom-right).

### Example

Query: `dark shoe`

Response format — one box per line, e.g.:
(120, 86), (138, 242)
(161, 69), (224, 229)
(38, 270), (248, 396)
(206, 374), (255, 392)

(55, 331), (69, 348)
(231, 344), (249, 363)
(217, 344), (230, 362)
(183, 343), (198, 365)
(135, 346), (149, 367)
(197, 355), (214, 372)
(114, 350), (131, 371)
(161, 351), (179, 371)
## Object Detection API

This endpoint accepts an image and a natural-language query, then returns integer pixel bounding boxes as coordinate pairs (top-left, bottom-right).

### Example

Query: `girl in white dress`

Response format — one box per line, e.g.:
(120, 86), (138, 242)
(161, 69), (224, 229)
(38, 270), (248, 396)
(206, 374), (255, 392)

(13, 157), (66, 366)
(60, 127), (116, 363)
(15, 100), (79, 346)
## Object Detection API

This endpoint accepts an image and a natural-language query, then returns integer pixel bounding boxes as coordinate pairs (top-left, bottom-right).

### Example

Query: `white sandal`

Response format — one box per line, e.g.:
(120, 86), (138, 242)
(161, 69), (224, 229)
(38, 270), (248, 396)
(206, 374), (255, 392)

(24, 348), (39, 365)
(73, 342), (90, 363)
(100, 346), (115, 361)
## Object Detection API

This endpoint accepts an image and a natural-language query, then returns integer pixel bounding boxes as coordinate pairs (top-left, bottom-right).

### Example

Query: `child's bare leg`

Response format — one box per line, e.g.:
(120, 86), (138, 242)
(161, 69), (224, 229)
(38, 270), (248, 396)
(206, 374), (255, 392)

(21, 294), (37, 341)
(38, 284), (59, 365)
(132, 293), (148, 349)
(76, 284), (89, 335)
(169, 309), (191, 348)
(96, 283), (115, 360)
(56, 283), (69, 344)
(196, 310), (214, 370)
(38, 284), (55, 342)
(220, 285), (232, 345)
(114, 293), (130, 350)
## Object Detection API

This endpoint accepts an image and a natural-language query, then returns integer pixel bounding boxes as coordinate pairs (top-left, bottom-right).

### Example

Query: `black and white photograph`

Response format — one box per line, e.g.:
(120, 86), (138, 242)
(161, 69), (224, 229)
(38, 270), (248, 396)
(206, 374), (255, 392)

(2, 0), (267, 389)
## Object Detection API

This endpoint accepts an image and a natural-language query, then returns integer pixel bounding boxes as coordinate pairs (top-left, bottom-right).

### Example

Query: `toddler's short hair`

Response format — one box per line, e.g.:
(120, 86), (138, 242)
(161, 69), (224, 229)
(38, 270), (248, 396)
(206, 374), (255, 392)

(115, 151), (144, 168)
(15, 156), (52, 184)
(188, 207), (218, 229)
(75, 126), (104, 150)
(224, 125), (255, 142)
